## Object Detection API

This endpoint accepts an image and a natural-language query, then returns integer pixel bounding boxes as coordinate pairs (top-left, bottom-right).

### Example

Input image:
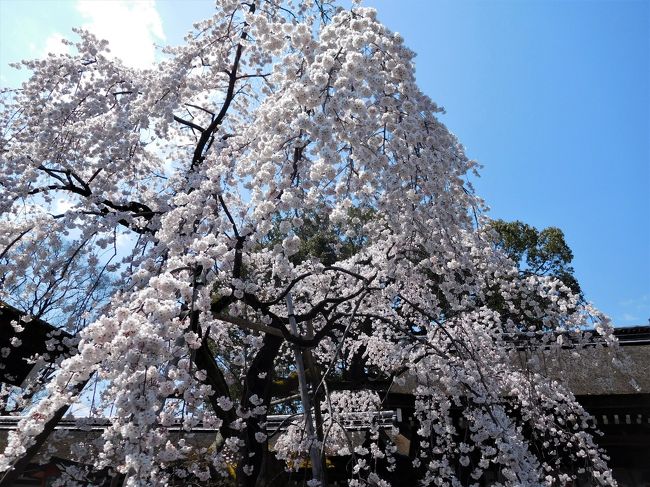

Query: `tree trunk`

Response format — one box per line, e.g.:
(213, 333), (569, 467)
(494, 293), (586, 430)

(236, 332), (283, 487)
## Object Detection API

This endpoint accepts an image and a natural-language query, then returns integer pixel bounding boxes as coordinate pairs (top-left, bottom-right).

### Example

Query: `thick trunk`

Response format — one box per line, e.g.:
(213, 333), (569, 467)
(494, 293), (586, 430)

(195, 338), (237, 437)
(236, 332), (283, 487)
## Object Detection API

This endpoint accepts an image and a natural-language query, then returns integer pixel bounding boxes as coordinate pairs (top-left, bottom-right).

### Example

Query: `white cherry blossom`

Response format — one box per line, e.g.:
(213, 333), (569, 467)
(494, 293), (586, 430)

(0, 1), (618, 486)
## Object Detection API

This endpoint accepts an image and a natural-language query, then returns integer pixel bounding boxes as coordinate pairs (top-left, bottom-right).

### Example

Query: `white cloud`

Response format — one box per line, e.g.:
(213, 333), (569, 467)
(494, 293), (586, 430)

(619, 294), (649, 325)
(116, 231), (136, 251)
(75, 0), (165, 68)
(621, 313), (639, 324)
(620, 293), (649, 308)
(42, 33), (71, 57)
(54, 197), (75, 214)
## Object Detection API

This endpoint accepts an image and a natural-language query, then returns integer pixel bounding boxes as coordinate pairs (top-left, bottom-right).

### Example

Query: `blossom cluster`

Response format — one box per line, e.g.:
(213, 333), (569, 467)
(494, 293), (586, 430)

(0, 1), (618, 486)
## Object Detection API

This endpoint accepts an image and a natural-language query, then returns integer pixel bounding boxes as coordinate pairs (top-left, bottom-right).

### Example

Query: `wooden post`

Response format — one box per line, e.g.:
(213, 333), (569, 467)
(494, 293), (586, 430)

(304, 319), (327, 487)
(286, 293), (323, 485)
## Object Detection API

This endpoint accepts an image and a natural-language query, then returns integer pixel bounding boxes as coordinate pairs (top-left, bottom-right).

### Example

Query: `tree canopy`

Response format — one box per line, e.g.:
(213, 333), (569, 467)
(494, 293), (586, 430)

(490, 219), (581, 297)
(0, 2), (616, 486)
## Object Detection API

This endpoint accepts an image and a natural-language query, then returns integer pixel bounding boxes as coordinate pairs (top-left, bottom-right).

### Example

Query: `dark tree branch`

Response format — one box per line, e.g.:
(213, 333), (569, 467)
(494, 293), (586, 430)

(185, 103), (215, 117)
(218, 194), (240, 239)
(173, 115), (206, 133)
(28, 164), (161, 234)
(190, 3), (256, 170)
(0, 227), (32, 260)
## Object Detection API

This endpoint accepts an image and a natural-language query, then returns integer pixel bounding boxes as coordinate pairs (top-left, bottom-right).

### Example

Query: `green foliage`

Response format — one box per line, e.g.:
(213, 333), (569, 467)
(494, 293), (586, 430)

(489, 219), (581, 297)
(265, 206), (374, 265)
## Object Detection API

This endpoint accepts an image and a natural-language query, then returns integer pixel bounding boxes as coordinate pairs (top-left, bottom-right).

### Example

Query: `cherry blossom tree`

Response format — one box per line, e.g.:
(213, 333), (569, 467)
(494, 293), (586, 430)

(0, 1), (618, 486)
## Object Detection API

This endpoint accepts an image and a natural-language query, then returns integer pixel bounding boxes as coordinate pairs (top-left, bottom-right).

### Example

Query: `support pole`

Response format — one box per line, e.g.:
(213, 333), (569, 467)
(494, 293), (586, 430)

(286, 293), (323, 485)
(304, 319), (327, 487)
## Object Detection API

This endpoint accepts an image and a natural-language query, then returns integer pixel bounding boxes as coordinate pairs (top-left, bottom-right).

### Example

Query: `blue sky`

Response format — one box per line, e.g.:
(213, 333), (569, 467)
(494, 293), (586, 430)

(1, 0), (648, 326)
